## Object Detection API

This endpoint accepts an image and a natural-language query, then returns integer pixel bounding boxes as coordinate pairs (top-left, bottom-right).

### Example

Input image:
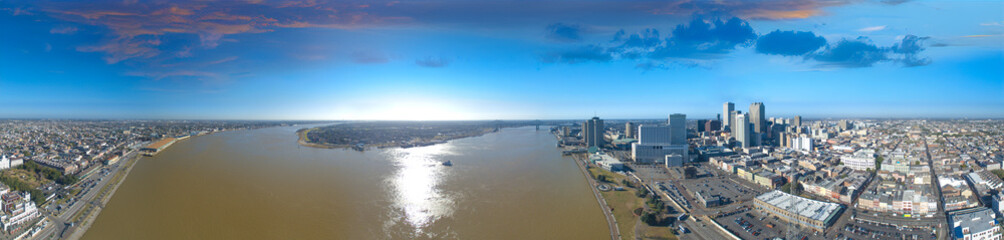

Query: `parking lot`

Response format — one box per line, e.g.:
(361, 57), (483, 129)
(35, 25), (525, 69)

(679, 175), (757, 206)
(835, 221), (938, 240)
(715, 204), (825, 240)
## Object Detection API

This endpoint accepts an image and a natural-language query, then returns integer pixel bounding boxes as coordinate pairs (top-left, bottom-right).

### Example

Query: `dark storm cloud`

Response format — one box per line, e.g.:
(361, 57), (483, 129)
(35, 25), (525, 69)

(755, 30), (827, 56)
(545, 23), (583, 42)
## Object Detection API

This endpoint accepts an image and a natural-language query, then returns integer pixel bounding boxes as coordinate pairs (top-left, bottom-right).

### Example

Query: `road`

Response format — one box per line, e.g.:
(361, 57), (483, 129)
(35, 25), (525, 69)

(32, 149), (139, 240)
(572, 155), (621, 240)
(922, 132), (948, 240)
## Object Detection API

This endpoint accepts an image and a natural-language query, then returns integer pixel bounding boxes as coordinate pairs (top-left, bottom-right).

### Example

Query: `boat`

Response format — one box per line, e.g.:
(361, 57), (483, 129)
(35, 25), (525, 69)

(442, 160), (453, 166)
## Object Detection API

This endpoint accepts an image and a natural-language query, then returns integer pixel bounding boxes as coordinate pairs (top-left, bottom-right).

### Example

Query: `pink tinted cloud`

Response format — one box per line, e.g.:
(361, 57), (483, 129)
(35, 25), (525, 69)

(41, 1), (408, 64)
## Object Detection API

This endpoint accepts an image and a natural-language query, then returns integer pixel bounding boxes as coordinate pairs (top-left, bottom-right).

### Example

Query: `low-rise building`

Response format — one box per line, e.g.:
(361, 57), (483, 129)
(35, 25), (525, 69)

(753, 190), (844, 232)
(947, 207), (1000, 240)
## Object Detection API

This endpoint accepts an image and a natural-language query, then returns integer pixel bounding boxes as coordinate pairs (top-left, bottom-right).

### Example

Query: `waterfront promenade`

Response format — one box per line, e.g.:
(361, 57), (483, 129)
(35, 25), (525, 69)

(571, 154), (621, 240)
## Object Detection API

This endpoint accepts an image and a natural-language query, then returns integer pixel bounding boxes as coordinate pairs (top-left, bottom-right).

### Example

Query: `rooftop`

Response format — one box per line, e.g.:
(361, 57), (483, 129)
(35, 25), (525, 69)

(756, 190), (844, 223)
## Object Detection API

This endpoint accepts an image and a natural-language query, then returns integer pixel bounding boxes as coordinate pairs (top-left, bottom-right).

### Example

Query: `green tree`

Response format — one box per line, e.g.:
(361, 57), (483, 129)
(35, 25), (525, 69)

(636, 187), (649, 198)
(642, 211), (659, 225)
(875, 156), (884, 170)
(992, 169), (1004, 181)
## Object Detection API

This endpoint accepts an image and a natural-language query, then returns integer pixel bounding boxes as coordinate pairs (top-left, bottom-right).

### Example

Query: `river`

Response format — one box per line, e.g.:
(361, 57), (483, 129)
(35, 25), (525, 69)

(83, 125), (609, 239)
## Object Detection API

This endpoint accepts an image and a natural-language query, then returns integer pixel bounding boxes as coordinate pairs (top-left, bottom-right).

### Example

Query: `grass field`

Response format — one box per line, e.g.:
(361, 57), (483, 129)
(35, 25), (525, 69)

(588, 166), (677, 240)
(1, 168), (51, 189)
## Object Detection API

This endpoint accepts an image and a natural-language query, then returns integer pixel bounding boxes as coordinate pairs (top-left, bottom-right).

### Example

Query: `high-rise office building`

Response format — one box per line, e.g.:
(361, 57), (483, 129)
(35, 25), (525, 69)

(632, 114), (688, 165)
(793, 115), (802, 127)
(730, 110), (741, 134)
(838, 120), (853, 131)
(722, 102), (734, 131)
(584, 117), (605, 148)
(733, 113), (750, 148)
(625, 122), (637, 139)
(638, 125), (671, 145)
(696, 120), (707, 132)
(750, 102), (765, 134)
(704, 120), (721, 133)
(669, 113), (686, 144)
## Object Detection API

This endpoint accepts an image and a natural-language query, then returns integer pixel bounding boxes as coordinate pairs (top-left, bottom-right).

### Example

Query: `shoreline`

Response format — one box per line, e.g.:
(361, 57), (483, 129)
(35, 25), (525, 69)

(67, 148), (141, 240)
(57, 128), (258, 240)
(295, 126), (498, 150)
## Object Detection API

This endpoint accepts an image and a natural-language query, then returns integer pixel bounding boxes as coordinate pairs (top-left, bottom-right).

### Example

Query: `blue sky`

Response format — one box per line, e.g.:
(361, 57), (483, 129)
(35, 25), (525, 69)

(0, 0), (1001, 120)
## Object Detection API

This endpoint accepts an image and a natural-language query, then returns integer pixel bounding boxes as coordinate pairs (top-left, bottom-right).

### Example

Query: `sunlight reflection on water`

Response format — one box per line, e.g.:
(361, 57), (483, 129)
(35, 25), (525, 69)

(386, 143), (456, 237)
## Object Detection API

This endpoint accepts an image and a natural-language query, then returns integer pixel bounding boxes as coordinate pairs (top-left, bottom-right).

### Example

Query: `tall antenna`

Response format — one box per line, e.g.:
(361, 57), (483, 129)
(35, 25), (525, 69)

(786, 175), (800, 240)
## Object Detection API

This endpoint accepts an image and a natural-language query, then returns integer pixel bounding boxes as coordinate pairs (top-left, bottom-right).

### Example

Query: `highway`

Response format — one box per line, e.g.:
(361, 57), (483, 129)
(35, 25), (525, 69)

(32, 149), (140, 240)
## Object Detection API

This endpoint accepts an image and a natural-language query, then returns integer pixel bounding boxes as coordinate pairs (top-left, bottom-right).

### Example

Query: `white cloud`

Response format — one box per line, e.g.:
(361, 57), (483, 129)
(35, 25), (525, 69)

(857, 25), (886, 32)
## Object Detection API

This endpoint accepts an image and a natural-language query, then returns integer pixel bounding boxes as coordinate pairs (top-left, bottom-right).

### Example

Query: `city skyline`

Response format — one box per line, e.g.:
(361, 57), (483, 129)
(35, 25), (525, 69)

(1, 0), (1002, 120)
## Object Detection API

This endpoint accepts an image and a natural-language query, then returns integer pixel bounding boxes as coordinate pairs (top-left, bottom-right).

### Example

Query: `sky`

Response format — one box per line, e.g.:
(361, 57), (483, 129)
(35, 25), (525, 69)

(0, 0), (1002, 120)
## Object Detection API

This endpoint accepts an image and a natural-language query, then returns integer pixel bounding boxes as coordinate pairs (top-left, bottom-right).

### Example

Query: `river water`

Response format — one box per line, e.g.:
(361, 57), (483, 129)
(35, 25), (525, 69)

(83, 125), (609, 239)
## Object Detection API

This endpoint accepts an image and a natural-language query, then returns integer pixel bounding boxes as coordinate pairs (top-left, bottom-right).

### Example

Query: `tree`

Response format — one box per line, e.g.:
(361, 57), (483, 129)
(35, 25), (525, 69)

(636, 187), (649, 198)
(597, 175), (608, 182)
(992, 169), (1004, 181)
(621, 179), (634, 188)
(782, 182), (803, 195)
(875, 156), (884, 170)
(642, 211), (659, 225)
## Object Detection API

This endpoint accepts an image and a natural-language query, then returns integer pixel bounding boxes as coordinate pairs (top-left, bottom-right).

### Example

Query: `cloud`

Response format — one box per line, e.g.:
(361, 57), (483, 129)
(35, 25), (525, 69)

(541, 45), (612, 64)
(648, 17), (757, 60)
(350, 51), (390, 64)
(126, 70), (219, 81)
(858, 25), (886, 32)
(812, 38), (889, 68)
(545, 23), (583, 42)
(543, 17), (755, 65)
(756, 30), (827, 56)
(981, 21), (1004, 27)
(32, 1), (408, 64)
(415, 57), (451, 68)
(647, 0), (851, 20)
(892, 35), (930, 67)
(880, 0), (912, 5)
(49, 26), (78, 34)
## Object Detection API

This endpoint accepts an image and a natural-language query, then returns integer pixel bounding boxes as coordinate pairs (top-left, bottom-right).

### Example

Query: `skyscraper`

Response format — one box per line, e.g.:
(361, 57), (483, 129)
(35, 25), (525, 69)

(669, 113), (686, 145)
(730, 110), (741, 134)
(793, 115), (802, 127)
(584, 117), (605, 148)
(625, 122), (637, 139)
(704, 120), (721, 133)
(733, 113), (750, 148)
(722, 102), (734, 131)
(750, 102), (765, 134)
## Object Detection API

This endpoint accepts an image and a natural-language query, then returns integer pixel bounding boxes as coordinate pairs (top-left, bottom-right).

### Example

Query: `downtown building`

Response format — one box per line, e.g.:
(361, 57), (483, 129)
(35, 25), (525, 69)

(583, 117), (605, 148)
(632, 114), (688, 167)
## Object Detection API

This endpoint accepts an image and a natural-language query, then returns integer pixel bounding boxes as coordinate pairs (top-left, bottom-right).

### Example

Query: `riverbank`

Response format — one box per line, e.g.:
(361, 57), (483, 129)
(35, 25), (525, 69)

(573, 154), (678, 240)
(67, 149), (141, 240)
(296, 126), (497, 150)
